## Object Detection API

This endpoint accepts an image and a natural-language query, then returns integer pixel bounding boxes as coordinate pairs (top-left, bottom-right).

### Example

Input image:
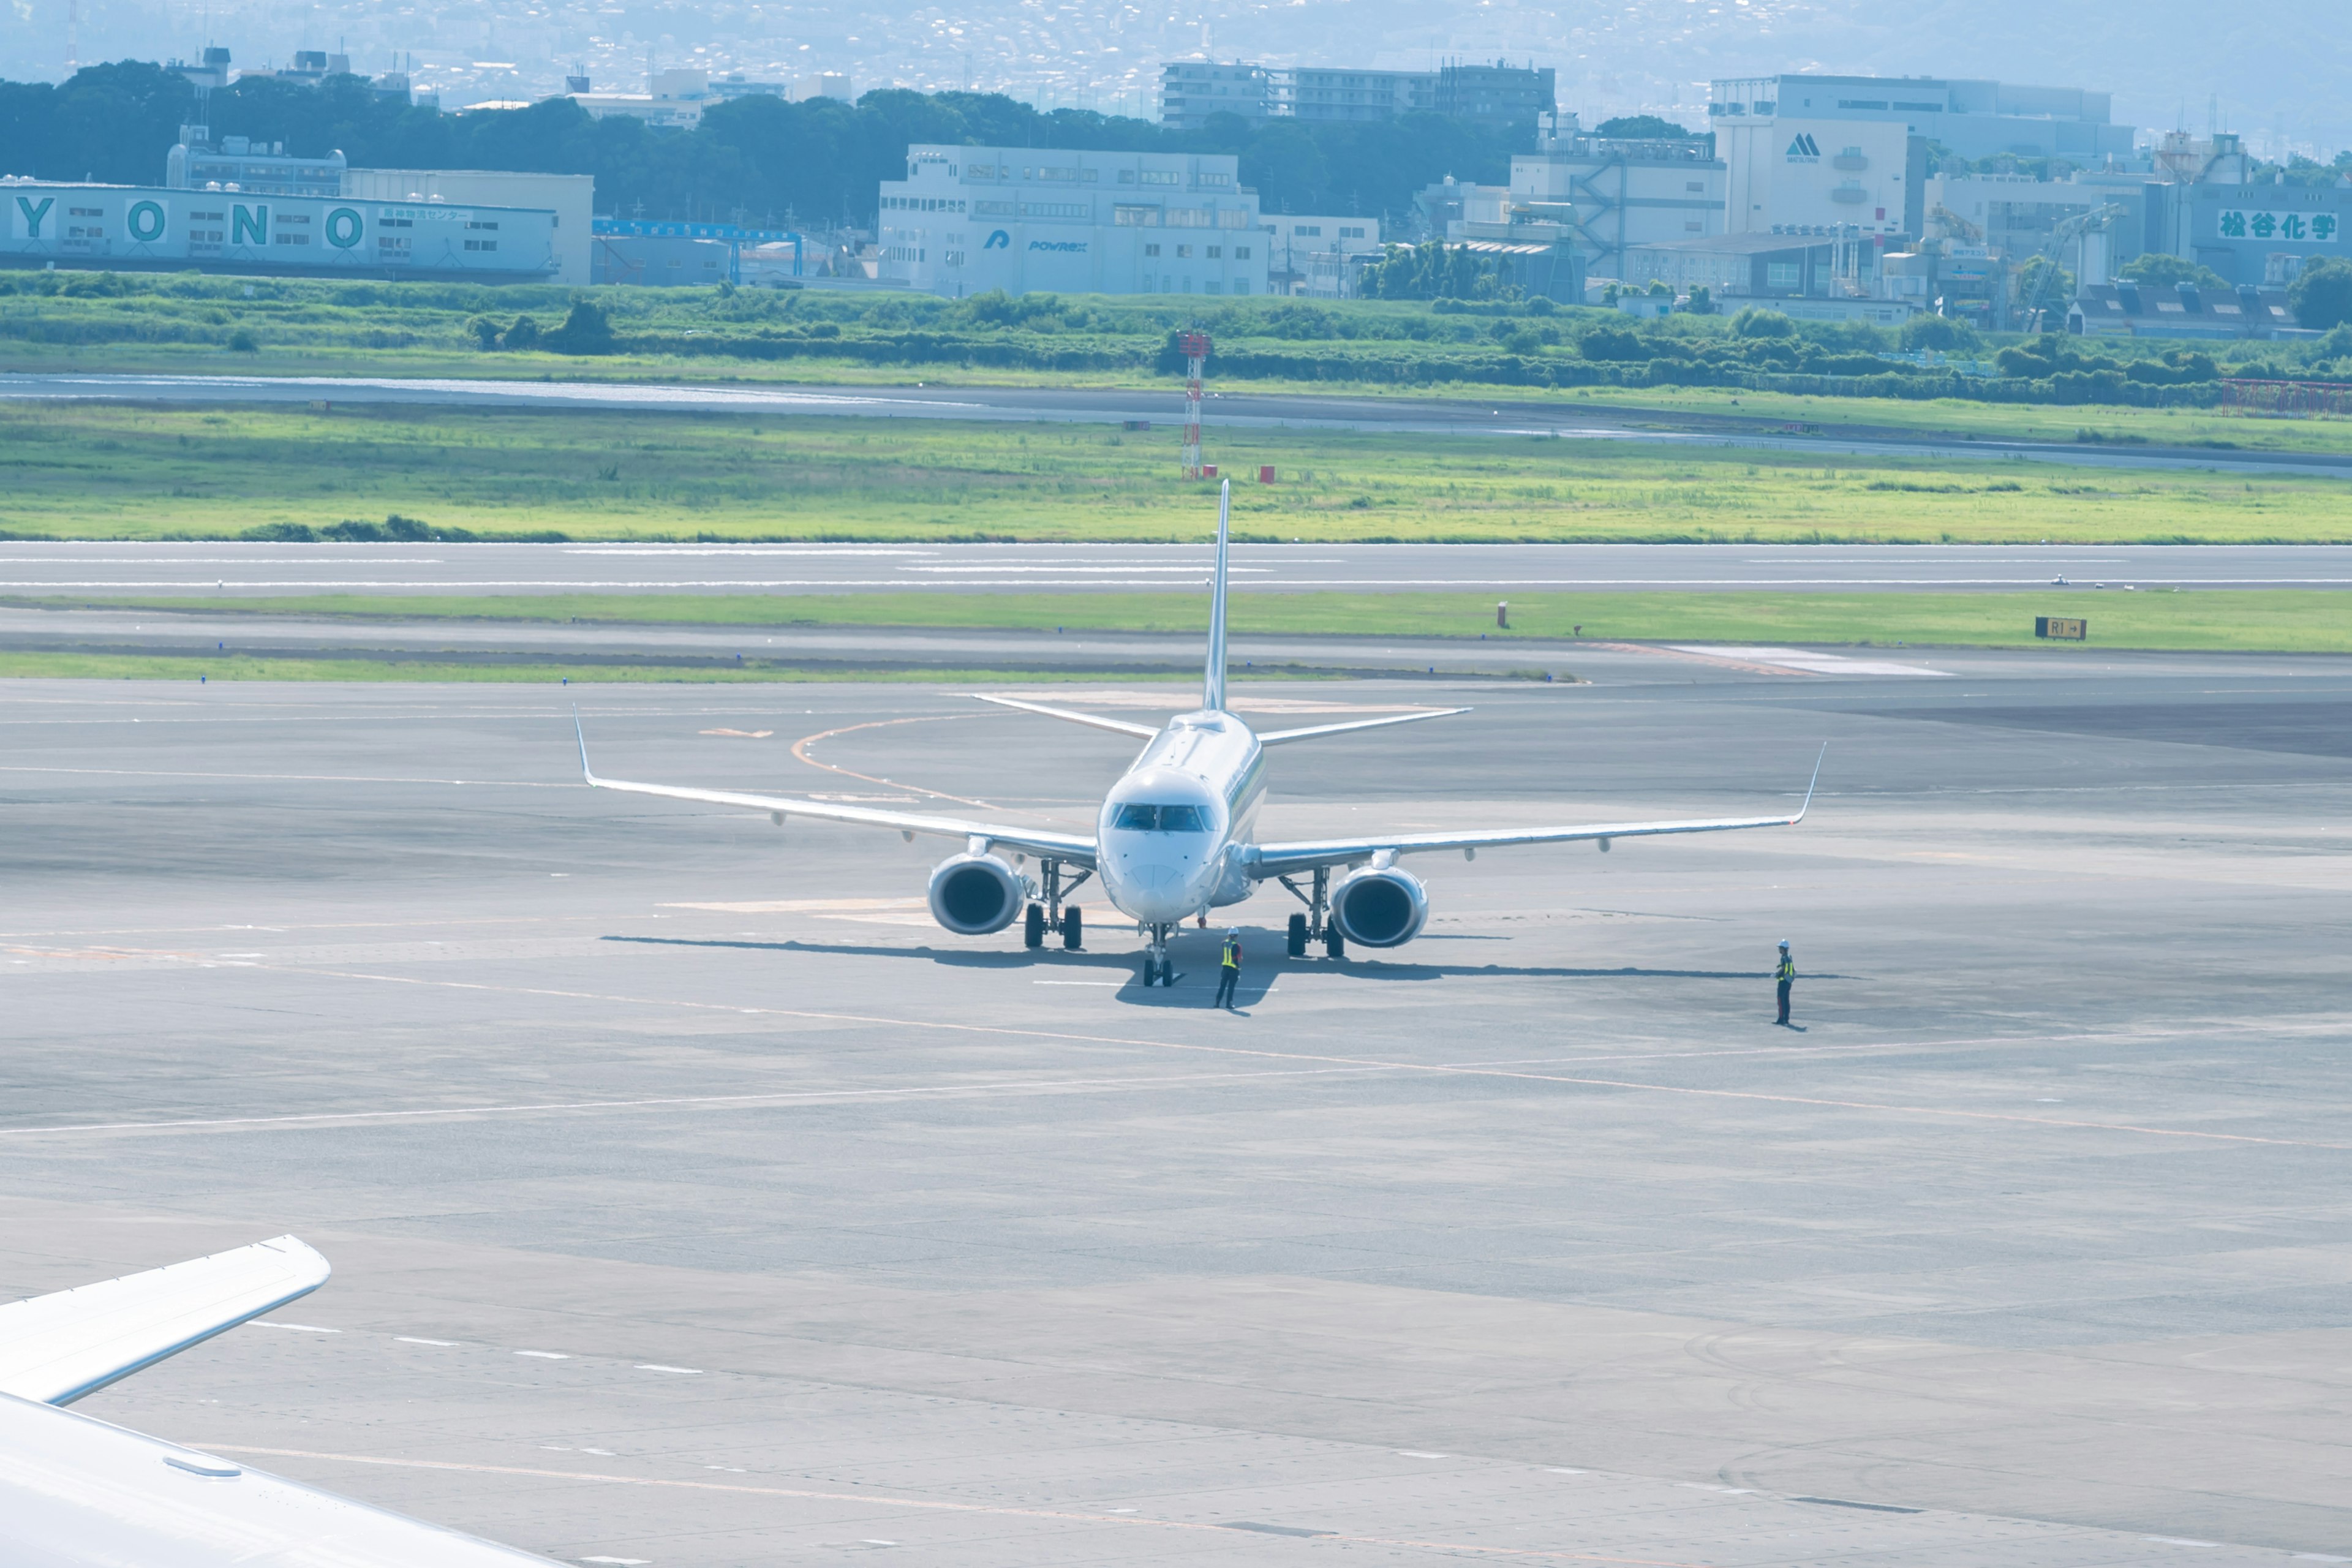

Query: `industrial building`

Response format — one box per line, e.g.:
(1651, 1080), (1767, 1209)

(878, 145), (1266, 298)
(2071, 280), (2304, 339)
(1709, 74), (2138, 241)
(0, 177), (564, 282)
(342, 168), (593, 284)
(2160, 174), (2352, 287)
(1257, 214), (1382, 296)
(1512, 114), (1723, 279)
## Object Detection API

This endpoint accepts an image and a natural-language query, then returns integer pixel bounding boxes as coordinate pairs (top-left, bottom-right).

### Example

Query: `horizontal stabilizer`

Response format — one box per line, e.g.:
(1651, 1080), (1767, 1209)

(0, 1235), (331, 1406)
(1256, 707), (1471, 746)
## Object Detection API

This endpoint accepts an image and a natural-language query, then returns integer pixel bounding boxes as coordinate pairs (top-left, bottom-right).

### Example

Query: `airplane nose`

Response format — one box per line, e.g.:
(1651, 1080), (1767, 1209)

(1132, 862), (1179, 892)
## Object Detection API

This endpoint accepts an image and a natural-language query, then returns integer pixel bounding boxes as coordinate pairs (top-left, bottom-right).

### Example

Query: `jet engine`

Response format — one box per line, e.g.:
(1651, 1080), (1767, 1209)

(1330, 865), (1429, 948)
(927, 852), (1026, 935)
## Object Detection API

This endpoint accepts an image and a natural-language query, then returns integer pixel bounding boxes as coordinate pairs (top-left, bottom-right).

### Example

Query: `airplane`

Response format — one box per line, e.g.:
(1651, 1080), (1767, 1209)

(578, 480), (1820, 986)
(0, 1235), (556, 1565)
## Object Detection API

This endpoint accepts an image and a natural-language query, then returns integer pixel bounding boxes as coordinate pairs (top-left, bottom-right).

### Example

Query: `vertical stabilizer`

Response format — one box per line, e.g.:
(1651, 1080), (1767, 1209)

(1204, 478), (1231, 712)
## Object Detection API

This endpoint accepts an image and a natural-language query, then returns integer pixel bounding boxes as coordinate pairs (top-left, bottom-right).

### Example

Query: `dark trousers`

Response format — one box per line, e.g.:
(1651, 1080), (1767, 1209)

(1215, 968), (1238, 1007)
(1777, 980), (1792, 1023)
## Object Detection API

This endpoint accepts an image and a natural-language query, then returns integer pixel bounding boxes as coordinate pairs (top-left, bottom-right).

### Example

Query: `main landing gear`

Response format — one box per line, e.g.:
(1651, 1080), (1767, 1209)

(1278, 867), (1344, 962)
(1139, 921), (1178, 988)
(1023, 858), (1090, 952)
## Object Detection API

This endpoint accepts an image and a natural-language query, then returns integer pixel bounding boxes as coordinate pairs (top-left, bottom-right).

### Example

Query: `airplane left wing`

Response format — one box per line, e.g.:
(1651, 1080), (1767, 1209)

(578, 717), (1098, 867)
(1249, 747), (1823, 878)
(0, 1235), (330, 1407)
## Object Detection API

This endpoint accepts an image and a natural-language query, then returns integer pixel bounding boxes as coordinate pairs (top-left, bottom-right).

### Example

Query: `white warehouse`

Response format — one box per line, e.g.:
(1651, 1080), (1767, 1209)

(878, 145), (1266, 298)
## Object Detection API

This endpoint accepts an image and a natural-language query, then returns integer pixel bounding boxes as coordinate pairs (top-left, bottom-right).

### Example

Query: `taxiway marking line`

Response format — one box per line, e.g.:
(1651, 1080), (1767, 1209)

(205, 1447), (1713, 1567)
(0, 1063), (1392, 1137)
(7, 957), (2342, 1152)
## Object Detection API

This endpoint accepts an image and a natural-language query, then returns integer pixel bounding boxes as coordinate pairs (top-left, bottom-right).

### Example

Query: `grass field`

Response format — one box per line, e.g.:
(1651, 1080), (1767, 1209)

(8, 333), (2352, 456)
(43, 588), (2352, 655)
(8, 402), (2350, 544)
(0, 650), (1119, 683)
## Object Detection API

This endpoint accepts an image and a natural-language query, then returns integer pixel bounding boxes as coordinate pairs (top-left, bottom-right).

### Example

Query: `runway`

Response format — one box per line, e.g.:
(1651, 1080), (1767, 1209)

(2, 650), (2350, 1564)
(4, 538), (2351, 595)
(9, 370), (2351, 479)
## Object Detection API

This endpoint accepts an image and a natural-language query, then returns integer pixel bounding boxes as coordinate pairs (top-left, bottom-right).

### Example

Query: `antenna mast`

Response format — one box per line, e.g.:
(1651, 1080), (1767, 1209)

(1178, 331), (1210, 480)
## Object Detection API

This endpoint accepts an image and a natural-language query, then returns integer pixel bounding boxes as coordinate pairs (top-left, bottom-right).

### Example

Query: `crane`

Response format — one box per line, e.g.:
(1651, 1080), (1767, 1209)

(2018, 202), (2128, 332)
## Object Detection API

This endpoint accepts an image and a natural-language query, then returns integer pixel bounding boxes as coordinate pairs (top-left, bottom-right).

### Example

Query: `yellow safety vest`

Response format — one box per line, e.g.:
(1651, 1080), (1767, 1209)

(1223, 942), (1239, 970)
(1777, 956), (1795, 982)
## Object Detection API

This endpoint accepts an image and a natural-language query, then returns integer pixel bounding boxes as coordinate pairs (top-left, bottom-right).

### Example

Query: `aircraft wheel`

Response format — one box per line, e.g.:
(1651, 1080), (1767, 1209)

(1286, 913), (1308, 959)
(1023, 902), (1046, 949)
(1324, 927), (1345, 962)
(1141, 956), (1159, 987)
(1061, 905), (1084, 950)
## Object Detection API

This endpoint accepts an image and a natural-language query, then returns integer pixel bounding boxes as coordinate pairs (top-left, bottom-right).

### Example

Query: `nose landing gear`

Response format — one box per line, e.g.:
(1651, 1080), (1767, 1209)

(1139, 921), (1178, 987)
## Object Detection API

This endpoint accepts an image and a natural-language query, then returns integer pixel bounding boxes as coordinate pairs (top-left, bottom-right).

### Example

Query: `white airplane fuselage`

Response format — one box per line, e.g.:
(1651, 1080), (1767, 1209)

(1095, 709), (1265, 925)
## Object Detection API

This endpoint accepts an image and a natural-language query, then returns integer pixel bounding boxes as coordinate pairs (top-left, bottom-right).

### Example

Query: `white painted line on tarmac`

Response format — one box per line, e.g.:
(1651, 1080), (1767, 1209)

(636, 1365), (704, 1376)
(252, 1321), (339, 1333)
(1035, 980), (1121, 986)
(394, 1337), (459, 1346)
(515, 1350), (570, 1360)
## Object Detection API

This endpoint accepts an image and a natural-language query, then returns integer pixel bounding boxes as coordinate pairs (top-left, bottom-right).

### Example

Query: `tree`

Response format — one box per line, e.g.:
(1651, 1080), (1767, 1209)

(1728, 306), (1794, 338)
(2288, 255), (2352, 331)
(2014, 255), (2075, 314)
(1900, 315), (1981, 353)
(1594, 115), (1694, 140)
(2116, 253), (2228, 290)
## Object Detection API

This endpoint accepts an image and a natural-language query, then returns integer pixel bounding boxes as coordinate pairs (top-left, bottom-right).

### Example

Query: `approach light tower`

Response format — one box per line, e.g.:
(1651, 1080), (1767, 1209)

(1178, 331), (1210, 479)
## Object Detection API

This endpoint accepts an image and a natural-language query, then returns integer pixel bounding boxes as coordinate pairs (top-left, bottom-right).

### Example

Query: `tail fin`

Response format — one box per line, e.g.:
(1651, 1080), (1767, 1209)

(1204, 478), (1231, 712)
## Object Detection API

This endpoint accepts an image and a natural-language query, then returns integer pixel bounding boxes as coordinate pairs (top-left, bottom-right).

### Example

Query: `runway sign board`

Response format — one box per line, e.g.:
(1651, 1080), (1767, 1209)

(2035, 616), (2087, 641)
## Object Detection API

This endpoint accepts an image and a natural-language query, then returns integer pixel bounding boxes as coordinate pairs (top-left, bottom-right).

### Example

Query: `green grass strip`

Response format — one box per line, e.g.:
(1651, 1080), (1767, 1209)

(22, 588), (2352, 655)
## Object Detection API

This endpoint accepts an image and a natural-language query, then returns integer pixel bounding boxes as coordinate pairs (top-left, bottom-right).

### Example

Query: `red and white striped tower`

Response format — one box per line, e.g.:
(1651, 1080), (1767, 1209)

(1178, 331), (1211, 479)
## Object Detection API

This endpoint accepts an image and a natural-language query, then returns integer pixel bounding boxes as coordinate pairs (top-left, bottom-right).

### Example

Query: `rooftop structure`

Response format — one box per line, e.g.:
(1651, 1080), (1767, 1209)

(1708, 75), (2135, 163)
(165, 127), (345, 199)
(1515, 114), (1723, 279)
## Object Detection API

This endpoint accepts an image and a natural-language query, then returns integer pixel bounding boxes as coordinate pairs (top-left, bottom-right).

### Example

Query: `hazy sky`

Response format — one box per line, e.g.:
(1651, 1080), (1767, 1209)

(15, 0), (2351, 157)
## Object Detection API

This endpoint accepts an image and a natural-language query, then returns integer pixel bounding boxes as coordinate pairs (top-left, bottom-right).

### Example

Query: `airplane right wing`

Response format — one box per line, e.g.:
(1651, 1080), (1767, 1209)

(0, 1235), (330, 1407)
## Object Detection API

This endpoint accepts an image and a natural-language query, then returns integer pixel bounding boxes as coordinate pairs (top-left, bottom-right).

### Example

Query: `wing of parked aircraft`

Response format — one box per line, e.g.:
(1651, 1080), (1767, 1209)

(0, 1235), (329, 1407)
(1249, 745), (1825, 879)
(576, 715), (1098, 866)
(0, 1237), (558, 1566)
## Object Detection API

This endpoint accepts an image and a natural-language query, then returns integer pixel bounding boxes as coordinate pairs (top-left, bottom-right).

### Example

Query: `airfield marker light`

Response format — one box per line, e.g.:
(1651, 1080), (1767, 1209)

(1497, 600), (1509, 629)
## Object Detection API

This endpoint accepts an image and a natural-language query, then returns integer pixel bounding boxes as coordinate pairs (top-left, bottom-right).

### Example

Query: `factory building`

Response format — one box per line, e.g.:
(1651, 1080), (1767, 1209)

(878, 145), (1265, 298)
(1512, 115), (1724, 279)
(1257, 214), (1382, 296)
(342, 168), (594, 284)
(0, 178), (563, 282)
(2158, 178), (2352, 287)
(1711, 74), (2136, 238)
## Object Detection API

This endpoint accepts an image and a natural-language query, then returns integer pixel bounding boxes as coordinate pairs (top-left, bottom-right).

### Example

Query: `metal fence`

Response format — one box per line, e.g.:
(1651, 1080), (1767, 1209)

(2220, 379), (2352, 415)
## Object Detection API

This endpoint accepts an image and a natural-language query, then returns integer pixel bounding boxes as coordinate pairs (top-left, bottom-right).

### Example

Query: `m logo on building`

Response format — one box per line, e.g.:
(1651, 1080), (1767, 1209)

(1785, 134), (1821, 162)
(983, 229), (1011, 249)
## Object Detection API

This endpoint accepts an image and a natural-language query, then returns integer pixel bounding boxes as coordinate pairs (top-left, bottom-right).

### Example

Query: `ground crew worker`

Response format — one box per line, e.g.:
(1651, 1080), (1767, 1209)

(1213, 929), (1242, 1010)
(1775, 940), (1795, 1026)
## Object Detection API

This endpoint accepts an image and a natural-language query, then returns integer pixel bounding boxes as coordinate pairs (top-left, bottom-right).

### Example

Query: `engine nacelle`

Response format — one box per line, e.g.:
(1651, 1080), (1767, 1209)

(1330, 865), (1430, 948)
(927, 853), (1026, 935)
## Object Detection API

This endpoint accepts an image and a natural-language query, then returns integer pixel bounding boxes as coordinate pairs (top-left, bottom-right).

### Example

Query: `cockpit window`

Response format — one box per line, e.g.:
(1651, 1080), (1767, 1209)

(1113, 803), (1207, 832)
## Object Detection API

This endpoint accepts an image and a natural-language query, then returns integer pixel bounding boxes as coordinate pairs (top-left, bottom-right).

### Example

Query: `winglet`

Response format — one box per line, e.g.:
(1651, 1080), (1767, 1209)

(1203, 478), (1231, 713)
(573, 707), (598, 786)
(1792, 742), (1827, 823)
